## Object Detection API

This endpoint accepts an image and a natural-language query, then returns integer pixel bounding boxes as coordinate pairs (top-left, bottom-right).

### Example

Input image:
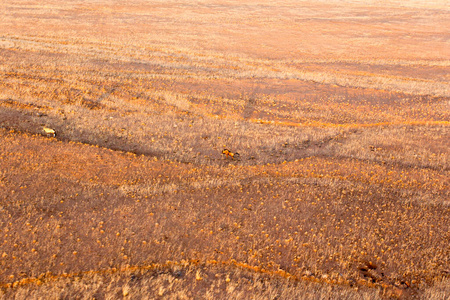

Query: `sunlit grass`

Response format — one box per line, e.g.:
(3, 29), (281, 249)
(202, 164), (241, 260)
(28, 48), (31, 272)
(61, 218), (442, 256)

(0, 0), (449, 298)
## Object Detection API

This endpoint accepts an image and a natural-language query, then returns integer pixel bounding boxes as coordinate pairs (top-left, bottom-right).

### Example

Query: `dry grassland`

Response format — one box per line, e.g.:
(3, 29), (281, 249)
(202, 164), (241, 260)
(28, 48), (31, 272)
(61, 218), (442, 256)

(0, 0), (449, 299)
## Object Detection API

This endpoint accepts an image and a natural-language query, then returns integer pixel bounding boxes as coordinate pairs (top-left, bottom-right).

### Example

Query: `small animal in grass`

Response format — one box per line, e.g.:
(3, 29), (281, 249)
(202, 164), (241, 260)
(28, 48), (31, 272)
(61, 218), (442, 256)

(222, 149), (240, 160)
(42, 127), (56, 137)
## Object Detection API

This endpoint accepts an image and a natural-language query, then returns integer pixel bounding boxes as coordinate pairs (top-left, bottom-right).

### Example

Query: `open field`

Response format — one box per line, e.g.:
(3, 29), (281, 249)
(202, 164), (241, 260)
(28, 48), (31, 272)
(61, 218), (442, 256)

(0, 0), (449, 299)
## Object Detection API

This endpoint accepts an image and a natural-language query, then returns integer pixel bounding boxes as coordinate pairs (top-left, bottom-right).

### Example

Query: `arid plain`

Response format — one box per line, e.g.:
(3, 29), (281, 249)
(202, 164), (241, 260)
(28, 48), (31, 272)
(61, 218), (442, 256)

(0, 1), (449, 299)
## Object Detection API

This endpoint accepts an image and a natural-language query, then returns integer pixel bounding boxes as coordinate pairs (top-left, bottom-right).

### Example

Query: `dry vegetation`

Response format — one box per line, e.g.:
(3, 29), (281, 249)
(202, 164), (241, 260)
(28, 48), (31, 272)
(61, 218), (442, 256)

(0, 0), (449, 299)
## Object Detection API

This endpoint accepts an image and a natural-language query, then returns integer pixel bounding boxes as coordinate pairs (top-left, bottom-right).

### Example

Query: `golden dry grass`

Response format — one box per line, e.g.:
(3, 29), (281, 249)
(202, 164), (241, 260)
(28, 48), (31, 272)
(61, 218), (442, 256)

(0, 0), (449, 299)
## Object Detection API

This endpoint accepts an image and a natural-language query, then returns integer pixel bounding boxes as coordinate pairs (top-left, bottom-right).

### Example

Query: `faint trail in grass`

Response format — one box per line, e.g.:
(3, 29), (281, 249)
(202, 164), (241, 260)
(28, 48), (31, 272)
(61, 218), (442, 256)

(250, 119), (450, 129)
(0, 258), (417, 296)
